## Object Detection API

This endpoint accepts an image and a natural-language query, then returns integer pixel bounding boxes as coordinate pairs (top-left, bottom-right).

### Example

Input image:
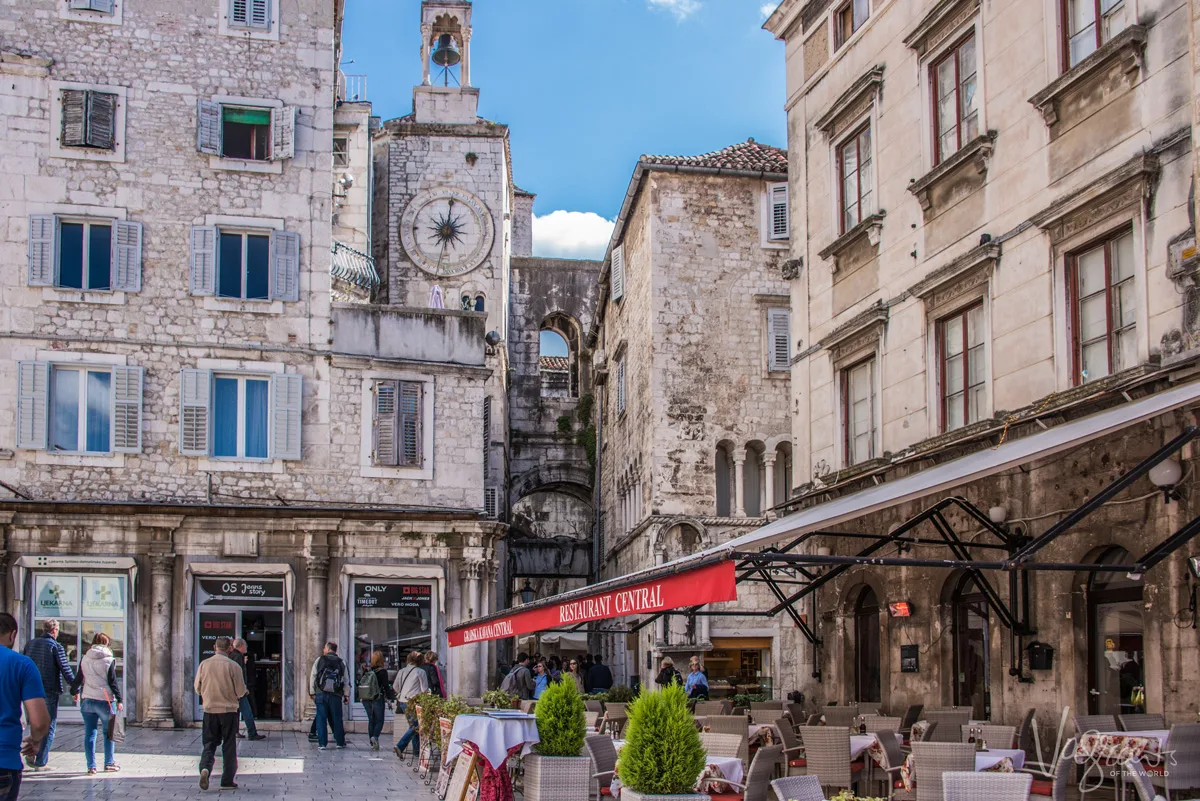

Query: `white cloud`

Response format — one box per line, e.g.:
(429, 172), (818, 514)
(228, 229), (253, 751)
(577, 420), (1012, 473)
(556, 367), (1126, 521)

(648, 0), (701, 20)
(760, 3), (777, 18)
(532, 210), (615, 261)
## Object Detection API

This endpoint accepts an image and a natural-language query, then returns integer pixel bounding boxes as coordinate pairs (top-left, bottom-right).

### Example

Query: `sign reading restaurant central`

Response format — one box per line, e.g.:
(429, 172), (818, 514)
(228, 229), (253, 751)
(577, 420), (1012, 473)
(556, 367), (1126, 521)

(448, 560), (736, 647)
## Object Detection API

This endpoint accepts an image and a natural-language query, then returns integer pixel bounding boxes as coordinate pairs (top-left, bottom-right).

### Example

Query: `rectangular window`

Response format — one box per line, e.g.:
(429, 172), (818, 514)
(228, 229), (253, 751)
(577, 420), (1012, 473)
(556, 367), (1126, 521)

(49, 367), (111, 454)
(58, 220), (112, 291)
(938, 303), (986, 431)
(1065, 0), (1129, 68)
(333, 137), (349, 168)
(60, 89), (117, 150)
(768, 183), (789, 240)
(767, 308), (791, 372)
(842, 358), (875, 465)
(222, 106), (271, 161)
(212, 375), (270, 459)
(1070, 228), (1136, 384)
(217, 231), (271, 300)
(372, 380), (424, 467)
(229, 0), (271, 30)
(835, 0), (869, 49)
(932, 34), (979, 165)
(616, 355), (627, 416)
(837, 124), (873, 234)
(69, 0), (116, 12)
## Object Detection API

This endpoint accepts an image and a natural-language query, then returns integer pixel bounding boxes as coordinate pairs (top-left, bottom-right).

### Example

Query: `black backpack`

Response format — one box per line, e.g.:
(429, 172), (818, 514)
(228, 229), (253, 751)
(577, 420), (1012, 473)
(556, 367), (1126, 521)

(317, 656), (345, 695)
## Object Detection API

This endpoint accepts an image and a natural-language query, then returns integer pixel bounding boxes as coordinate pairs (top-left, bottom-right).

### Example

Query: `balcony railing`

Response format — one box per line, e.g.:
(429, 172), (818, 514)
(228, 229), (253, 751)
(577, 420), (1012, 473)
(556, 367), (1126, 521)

(337, 72), (367, 103)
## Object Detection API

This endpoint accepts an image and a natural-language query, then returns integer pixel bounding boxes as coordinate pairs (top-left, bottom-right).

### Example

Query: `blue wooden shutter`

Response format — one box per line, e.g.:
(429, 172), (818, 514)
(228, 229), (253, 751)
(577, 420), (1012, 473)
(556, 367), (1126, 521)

(196, 100), (222, 155)
(189, 226), (217, 295)
(27, 215), (56, 286)
(269, 229), (300, 301)
(269, 373), (302, 460)
(111, 220), (142, 292)
(372, 380), (398, 466)
(110, 365), (143, 453)
(179, 369), (211, 456)
(16, 361), (50, 450)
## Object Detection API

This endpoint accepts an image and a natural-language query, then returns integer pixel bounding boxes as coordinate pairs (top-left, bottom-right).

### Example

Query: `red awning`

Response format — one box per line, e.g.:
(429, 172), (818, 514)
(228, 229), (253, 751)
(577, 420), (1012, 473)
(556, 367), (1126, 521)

(447, 559), (737, 647)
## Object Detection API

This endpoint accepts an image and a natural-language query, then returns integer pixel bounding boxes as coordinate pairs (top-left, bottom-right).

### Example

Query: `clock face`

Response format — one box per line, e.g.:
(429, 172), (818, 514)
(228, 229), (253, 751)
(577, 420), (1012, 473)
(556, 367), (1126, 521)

(400, 187), (494, 277)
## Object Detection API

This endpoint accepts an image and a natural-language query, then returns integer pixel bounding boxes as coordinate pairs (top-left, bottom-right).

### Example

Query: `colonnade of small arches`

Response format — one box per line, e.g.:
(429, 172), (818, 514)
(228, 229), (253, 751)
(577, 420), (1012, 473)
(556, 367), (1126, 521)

(714, 435), (793, 518)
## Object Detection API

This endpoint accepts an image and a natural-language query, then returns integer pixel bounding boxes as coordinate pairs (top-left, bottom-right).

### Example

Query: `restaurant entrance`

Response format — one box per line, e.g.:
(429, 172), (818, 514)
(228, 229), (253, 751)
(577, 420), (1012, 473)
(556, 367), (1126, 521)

(705, 637), (774, 699)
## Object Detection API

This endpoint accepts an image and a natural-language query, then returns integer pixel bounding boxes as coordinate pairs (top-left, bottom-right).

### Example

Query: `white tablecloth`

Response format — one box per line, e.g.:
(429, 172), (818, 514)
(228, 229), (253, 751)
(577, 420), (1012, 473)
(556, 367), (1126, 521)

(976, 749), (1026, 771)
(851, 734), (876, 759)
(446, 714), (540, 770)
(707, 755), (744, 785)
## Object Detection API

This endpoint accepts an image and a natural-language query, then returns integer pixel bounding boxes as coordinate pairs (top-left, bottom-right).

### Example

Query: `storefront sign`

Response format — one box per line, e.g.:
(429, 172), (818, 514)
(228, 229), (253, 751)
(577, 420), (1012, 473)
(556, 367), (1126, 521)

(447, 559), (737, 647)
(900, 644), (919, 673)
(34, 575), (79, 618)
(31, 556), (134, 570)
(198, 612), (237, 659)
(197, 578), (285, 606)
(82, 577), (125, 619)
(354, 583), (432, 610)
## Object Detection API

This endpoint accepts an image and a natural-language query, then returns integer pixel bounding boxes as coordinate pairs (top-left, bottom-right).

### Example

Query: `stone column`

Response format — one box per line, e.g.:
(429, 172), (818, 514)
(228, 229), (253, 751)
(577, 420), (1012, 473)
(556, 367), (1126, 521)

(463, 559), (484, 698)
(461, 31), (471, 87)
(763, 453), (777, 514)
(699, 609), (711, 648)
(420, 24), (432, 85)
(653, 550), (666, 647)
(733, 449), (747, 517)
(145, 553), (176, 727)
(303, 556), (329, 720)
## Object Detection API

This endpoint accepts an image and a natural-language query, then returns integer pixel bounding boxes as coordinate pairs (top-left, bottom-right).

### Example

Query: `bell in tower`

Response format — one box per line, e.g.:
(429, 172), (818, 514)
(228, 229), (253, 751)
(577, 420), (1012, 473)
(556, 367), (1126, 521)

(415, 1), (477, 123)
(432, 33), (460, 68)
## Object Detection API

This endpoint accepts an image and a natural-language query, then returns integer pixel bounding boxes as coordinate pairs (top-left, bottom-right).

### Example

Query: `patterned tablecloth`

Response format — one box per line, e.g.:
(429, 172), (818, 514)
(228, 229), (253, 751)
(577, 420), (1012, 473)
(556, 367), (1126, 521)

(1075, 731), (1169, 765)
(893, 749), (1023, 792)
(748, 723), (780, 746)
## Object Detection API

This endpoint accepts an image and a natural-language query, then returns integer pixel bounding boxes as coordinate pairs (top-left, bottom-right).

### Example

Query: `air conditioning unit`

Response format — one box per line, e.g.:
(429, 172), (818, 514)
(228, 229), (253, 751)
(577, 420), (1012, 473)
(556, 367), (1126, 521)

(484, 487), (500, 520)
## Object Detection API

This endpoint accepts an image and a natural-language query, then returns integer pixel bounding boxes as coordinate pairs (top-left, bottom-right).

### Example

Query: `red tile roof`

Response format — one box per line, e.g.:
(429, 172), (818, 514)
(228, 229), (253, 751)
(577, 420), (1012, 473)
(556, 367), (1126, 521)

(539, 356), (570, 371)
(641, 138), (787, 173)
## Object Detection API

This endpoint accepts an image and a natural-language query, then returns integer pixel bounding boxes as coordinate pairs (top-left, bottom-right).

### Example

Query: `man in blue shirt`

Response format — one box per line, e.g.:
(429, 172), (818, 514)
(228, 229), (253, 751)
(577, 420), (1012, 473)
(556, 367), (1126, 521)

(0, 613), (49, 800)
(20, 619), (75, 769)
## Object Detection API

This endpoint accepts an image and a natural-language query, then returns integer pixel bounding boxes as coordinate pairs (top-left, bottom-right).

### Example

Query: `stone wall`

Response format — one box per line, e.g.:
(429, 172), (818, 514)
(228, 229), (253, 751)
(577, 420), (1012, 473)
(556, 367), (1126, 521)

(513, 191), (534, 257)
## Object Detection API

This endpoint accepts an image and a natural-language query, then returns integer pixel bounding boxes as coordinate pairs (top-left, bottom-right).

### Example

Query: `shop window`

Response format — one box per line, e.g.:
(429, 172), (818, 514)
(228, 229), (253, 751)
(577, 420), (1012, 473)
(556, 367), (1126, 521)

(938, 303), (986, 431)
(1064, 0), (1130, 69)
(1069, 228), (1136, 385)
(1087, 547), (1144, 716)
(194, 578), (285, 721)
(853, 586), (881, 703)
(932, 34), (979, 165)
(352, 582), (434, 696)
(952, 574), (991, 720)
(837, 124), (874, 234)
(707, 637), (774, 699)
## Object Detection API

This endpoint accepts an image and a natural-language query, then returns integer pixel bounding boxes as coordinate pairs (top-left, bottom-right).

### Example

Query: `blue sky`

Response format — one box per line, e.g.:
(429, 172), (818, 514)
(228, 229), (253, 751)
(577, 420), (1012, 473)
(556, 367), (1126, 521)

(342, 0), (787, 258)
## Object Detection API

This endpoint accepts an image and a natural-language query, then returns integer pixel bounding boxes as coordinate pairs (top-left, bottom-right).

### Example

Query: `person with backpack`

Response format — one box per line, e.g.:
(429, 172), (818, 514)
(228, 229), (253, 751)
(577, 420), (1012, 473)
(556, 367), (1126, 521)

(71, 633), (123, 776)
(421, 651), (445, 698)
(311, 641), (348, 750)
(654, 656), (683, 689)
(392, 651), (428, 760)
(357, 649), (393, 751)
(499, 652), (534, 700)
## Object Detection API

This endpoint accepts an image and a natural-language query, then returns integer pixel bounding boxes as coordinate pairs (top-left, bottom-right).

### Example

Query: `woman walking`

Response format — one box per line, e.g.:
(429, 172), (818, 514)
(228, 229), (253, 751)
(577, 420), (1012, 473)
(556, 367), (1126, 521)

(566, 658), (585, 694)
(360, 649), (393, 751)
(654, 657), (682, 688)
(392, 651), (428, 760)
(532, 661), (549, 700)
(71, 633), (122, 775)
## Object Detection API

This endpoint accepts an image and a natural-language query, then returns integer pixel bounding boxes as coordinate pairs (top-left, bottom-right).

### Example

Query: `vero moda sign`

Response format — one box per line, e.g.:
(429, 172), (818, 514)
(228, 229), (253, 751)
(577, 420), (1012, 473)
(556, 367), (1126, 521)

(447, 559), (737, 647)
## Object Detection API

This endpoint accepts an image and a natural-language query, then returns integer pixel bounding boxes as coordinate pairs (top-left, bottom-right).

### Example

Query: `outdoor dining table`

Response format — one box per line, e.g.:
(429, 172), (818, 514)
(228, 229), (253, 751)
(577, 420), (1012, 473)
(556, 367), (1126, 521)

(610, 741), (746, 795)
(1076, 730), (1170, 764)
(892, 748), (1025, 792)
(446, 713), (540, 801)
(910, 719), (987, 741)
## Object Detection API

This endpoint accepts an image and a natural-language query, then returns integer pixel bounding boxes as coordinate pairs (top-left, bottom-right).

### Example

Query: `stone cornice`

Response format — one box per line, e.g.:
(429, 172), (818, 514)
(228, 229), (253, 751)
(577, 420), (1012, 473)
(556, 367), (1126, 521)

(817, 211), (886, 266)
(818, 299), (889, 353)
(814, 65), (885, 138)
(906, 242), (1000, 304)
(1028, 25), (1147, 126)
(907, 132), (997, 212)
(1030, 152), (1160, 242)
(902, 0), (980, 57)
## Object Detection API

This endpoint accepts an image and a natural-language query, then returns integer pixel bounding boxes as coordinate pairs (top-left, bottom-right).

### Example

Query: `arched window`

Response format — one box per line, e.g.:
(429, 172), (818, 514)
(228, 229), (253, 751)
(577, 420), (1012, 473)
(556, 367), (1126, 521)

(539, 314), (580, 397)
(953, 574), (991, 719)
(854, 586), (881, 702)
(474, 294), (484, 312)
(1088, 547), (1144, 715)
(744, 444), (763, 517)
(773, 442), (792, 508)
(715, 443), (733, 517)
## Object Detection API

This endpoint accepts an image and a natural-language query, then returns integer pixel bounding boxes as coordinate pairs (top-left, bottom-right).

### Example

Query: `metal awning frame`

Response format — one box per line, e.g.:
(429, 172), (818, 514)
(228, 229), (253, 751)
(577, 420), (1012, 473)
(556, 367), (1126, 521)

(627, 426), (1200, 653)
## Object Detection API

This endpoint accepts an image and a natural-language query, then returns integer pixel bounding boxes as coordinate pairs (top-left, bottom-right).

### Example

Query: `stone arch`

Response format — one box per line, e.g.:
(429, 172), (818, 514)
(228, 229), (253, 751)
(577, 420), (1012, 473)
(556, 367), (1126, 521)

(509, 462), (593, 507)
(715, 439), (736, 517)
(540, 312), (582, 398)
(831, 573), (891, 708)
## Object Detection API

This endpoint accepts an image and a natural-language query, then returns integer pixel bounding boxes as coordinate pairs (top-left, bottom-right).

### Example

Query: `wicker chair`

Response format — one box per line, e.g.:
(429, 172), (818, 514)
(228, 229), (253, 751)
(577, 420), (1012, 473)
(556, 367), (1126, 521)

(603, 703), (628, 737)
(1025, 737), (1076, 801)
(926, 710), (971, 743)
(1119, 714), (1167, 732)
(708, 714), (751, 736)
(824, 706), (861, 728)
(806, 714), (822, 726)
(961, 724), (1017, 748)
(872, 725), (912, 800)
(867, 716), (903, 733)
(775, 717), (807, 776)
(584, 734), (618, 800)
(910, 721), (937, 745)
(695, 700), (732, 717)
(1073, 714), (1117, 734)
(770, 776), (825, 801)
(1149, 723), (1200, 799)
(701, 730), (750, 771)
(1124, 758), (1158, 801)
(910, 742), (976, 801)
(520, 700), (537, 714)
(942, 771), (1033, 801)
(899, 704), (924, 736)
(787, 702), (806, 726)
(710, 744), (784, 801)
(802, 726), (864, 795)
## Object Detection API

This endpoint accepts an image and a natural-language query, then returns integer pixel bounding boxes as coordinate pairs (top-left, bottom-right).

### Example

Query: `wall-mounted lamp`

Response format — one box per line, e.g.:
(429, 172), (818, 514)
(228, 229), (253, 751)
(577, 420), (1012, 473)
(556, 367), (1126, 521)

(518, 579), (536, 605)
(988, 505), (1008, 525)
(888, 601), (914, 617)
(1149, 458), (1183, 503)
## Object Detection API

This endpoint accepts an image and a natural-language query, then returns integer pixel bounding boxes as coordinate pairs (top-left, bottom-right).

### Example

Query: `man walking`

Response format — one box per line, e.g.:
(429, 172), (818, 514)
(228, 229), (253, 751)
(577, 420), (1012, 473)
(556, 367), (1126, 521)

(312, 641), (349, 750)
(587, 654), (613, 693)
(194, 637), (247, 791)
(500, 652), (535, 700)
(229, 640), (265, 741)
(0, 613), (49, 800)
(20, 620), (74, 770)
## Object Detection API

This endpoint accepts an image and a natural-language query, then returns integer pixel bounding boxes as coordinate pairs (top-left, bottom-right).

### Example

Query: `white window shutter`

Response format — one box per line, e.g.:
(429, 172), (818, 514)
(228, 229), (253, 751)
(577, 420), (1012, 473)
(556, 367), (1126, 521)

(611, 244), (625, 302)
(372, 380), (399, 466)
(27, 215), (57, 287)
(271, 106), (296, 161)
(269, 229), (300, 301)
(85, 92), (116, 150)
(269, 373), (302, 460)
(61, 89), (87, 147)
(90, 0), (116, 12)
(196, 99), (222, 155)
(111, 220), (142, 292)
(179, 369), (211, 456)
(110, 366), (143, 453)
(770, 183), (790, 240)
(616, 357), (626, 415)
(768, 308), (791, 371)
(16, 361), (50, 450)
(399, 381), (423, 467)
(249, 0), (270, 28)
(189, 226), (217, 295)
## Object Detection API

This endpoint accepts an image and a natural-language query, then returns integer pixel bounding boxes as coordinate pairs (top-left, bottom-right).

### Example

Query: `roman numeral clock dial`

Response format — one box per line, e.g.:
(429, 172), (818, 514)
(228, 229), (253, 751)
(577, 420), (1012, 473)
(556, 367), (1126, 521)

(399, 187), (494, 277)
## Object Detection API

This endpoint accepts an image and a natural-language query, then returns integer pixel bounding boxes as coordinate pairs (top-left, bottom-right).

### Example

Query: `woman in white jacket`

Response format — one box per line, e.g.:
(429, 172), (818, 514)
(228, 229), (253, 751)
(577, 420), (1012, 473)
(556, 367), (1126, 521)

(70, 632), (123, 775)
(392, 651), (428, 760)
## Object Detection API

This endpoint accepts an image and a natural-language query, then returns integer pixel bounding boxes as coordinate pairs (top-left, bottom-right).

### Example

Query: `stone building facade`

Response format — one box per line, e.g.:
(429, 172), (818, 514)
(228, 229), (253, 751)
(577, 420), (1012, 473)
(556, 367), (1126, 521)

(765, 0), (1200, 725)
(592, 142), (800, 692)
(0, 0), (503, 727)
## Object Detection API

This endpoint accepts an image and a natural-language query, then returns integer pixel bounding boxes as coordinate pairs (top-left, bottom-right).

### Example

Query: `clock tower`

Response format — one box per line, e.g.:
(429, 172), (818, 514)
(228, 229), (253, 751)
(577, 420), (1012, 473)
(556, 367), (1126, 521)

(373, 0), (512, 332)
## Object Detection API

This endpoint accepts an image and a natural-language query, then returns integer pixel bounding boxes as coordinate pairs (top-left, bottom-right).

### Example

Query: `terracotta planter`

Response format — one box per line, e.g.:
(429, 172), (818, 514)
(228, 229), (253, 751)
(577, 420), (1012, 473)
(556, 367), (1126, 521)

(620, 790), (710, 801)
(523, 754), (592, 801)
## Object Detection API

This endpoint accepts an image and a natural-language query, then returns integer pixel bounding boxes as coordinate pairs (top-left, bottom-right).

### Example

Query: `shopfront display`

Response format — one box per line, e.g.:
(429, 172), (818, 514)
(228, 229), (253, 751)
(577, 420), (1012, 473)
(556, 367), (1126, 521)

(705, 637), (774, 699)
(348, 581), (437, 718)
(193, 577), (286, 721)
(31, 572), (128, 721)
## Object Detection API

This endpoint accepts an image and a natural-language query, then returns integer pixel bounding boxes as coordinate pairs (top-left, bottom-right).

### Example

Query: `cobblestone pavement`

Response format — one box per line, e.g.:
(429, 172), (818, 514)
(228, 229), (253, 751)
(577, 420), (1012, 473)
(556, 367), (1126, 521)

(19, 724), (437, 800)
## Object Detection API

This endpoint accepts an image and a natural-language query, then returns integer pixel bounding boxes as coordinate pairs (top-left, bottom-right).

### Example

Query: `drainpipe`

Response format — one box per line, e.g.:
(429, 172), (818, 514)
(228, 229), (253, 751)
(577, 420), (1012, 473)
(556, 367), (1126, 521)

(593, 383), (605, 584)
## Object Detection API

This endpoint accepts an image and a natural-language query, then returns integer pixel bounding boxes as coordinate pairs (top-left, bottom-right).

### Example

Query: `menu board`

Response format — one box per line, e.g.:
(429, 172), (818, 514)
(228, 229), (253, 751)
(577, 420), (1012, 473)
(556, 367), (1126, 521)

(198, 612), (237, 660)
(444, 745), (479, 801)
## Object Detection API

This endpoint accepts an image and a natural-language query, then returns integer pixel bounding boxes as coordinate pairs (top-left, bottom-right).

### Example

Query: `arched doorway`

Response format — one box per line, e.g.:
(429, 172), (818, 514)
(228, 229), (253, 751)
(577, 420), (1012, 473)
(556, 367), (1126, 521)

(952, 574), (991, 720)
(1088, 547), (1145, 716)
(854, 586), (881, 703)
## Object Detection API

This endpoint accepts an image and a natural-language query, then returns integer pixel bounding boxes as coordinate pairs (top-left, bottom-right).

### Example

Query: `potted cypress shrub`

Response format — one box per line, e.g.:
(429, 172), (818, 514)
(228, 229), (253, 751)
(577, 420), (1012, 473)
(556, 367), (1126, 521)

(524, 677), (591, 801)
(617, 684), (709, 801)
